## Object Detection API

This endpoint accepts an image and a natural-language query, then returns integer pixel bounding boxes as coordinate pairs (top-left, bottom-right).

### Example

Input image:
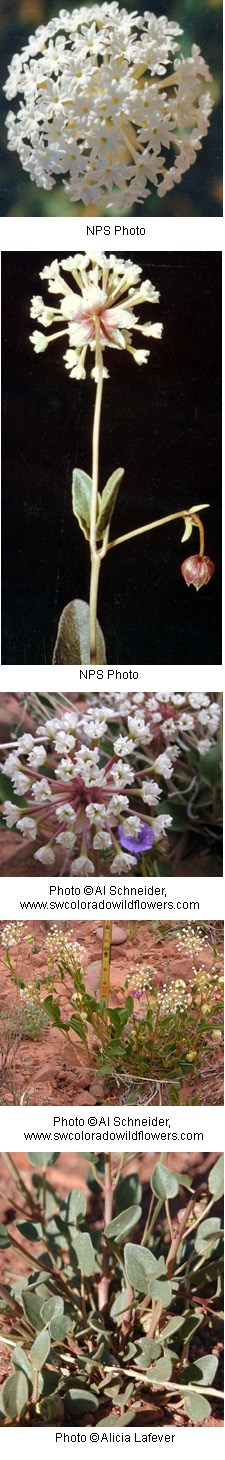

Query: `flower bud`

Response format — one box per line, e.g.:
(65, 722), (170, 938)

(181, 555), (215, 590)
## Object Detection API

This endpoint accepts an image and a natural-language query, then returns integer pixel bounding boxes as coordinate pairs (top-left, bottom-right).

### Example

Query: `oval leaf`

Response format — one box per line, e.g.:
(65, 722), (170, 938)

(105, 1204), (142, 1243)
(53, 599), (106, 665)
(183, 1355), (218, 1386)
(183, 1394), (211, 1423)
(64, 1388), (99, 1417)
(148, 1357), (172, 1384)
(208, 1156), (224, 1200)
(41, 1297), (64, 1323)
(50, 1315), (72, 1341)
(124, 1243), (158, 1294)
(151, 1164), (179, 1200)
(30, 1329), (51, 1369)
(194, 1217), (221, 1253)
(72, 469), (93, 540)
(71, 1231), (96, 1277)
(1, 1371), (28, 1419)
(59, 1189), (87, 1224)
(96, 468), (124, 539)
(22, 1288), (45, 1331)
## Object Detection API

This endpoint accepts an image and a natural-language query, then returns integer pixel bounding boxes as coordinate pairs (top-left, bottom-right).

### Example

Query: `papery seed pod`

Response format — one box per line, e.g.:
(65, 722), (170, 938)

(181, 554), (215, 590)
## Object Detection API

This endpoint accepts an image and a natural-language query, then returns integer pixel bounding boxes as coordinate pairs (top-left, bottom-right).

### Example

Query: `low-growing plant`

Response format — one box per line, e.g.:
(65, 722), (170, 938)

(2, 925), (223, 1106)
(0, 1153), (223, 1427)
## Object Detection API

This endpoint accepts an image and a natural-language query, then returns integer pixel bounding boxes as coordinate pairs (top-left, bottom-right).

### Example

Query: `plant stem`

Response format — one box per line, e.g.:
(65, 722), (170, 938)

(98, 1154), (113, 1314)
(89, 321), (103, 663)
(107, 503), (209, 554)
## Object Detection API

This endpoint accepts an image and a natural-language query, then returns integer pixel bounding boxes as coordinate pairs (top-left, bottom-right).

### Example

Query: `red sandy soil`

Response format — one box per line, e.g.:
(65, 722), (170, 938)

(0, 1153), (223, 1427)
(0, 922), (223, 1106)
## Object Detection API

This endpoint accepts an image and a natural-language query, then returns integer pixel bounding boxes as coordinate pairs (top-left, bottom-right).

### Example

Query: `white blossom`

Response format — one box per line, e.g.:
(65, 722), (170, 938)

(4, 6), (213, 212)
(3, 801), (22, 828)
(29, 251), (162, 379)
(152, 813), (173, 839)
(141, 780), (162, 807)
(34, 844), (55, 865)
(93, 829), (112, 849)
(71, 855), (94, 874)
(16, 817), (37, 840)
(154, 753), (174, 780)
(110, 851), (137, 873)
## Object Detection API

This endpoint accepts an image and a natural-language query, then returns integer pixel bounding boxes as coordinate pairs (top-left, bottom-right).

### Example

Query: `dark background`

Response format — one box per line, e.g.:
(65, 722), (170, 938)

(0, 0), (222, 219)
(1, 250), (222, 666)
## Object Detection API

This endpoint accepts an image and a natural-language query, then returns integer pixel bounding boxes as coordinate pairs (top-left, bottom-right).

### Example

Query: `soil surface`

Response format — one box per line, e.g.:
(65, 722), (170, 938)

(0, 1153), (223, 1428)
(0, 922), (223, 1107)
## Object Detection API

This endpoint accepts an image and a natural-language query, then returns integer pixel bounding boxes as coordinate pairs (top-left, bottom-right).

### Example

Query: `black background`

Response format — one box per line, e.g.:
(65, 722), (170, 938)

(1, 250), (221, 665)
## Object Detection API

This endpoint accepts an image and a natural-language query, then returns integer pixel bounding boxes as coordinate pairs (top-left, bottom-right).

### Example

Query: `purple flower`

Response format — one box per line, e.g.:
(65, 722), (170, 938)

(118, 824), (154, 857)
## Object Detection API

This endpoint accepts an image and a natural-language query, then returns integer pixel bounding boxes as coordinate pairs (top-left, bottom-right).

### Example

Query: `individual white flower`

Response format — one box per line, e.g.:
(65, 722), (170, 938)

(16, 817), (37, 841)
(31, 778), (53, 802)
(127, 714), (152, 743)
(197, 738), (212, 756)
(188, 693), (210, 709)
(162, 718), (176, 737)
(17, 733), (35, 751)
(28, 745), (46, 768)
(80, 716), (108, 741)
(107, 794), (130, 818)
(141, 779), (162, 806)
(12, 771), (31, 794)
(54, 731), (75, 753)
(3, 800), (22, 828)
(152, 813), (173, 839)
(56, 829), (76, 850)
(114, 735), (134, 757)
(154, 753), (173, 780)
(34, 844), (55, 865)
(121, 815), (141, 840)
(93, 829), (112, 849)
(168, 745), (180, 762)
(178, 713), (194, 731)
(29, 251), (162, 378)
(3, 752), (22, 775)
(4, 6), (213, 213)
(110, 851), (137, 873)
(86, 803), (108, 826)
(111, 759), (134, 789)
(170, 694), (186, 706)
(71, 855), (94, 875)
(55, 803), (76, 821)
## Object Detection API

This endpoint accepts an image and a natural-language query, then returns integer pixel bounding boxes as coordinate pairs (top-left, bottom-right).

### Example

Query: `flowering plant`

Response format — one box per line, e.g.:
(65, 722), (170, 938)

(29, 252), (214, 665)
(3, 5), (213, 214)
(0, 691), (222, 876)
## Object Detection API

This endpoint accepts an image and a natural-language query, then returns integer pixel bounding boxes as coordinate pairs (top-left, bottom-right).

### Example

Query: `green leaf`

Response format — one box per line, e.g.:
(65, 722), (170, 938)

(96, 468), (124, 539)
(208, 1155), (224, 1200)
(13, 1347), (35, 1389)
(64, 1388), (99, 1417)
(30, 1329), (51, 1369)
(50, 1315), (72, 1341)
(151, 1164), (179, 1200)
(105, 1204), (142, 1243)
(0, 1222), (11, 1248)
(110, 1289), (132, 1323)
(160, 1316), (185, 1342)
(194, 1217), (221, 1254)
(183, 1355), (218, 1386)
(96, 1410), (135, 1427)
(150, 1275), (172, 1308)
(41, 1297), (64, 1323)
(71, 1231), (96, 1277)
(22, 1288), (45, 1330)
(72, 469), (93, 540)
(135, 1339), (162, 1367)
(115, 1175), (142, 1212)
(147, 1357), (173, 1384)
(59, 1189), (87, 1224)
(17, 1220), (43, 1242)
(178, 1313), (202, 1343)
(124, 1243), (158, 1294)
(1, 1371), (28, 1419)
(27, 1154), (58, 1168)
(53, 599), (106, 666)
(183, 1394), (211, 1423)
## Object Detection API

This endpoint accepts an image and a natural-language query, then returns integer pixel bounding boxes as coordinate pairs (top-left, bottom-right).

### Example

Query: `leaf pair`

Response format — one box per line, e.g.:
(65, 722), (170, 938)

(72, 466), (124, 543)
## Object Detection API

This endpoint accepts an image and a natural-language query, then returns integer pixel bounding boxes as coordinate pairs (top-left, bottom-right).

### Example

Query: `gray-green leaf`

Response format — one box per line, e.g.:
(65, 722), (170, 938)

(1, 1371), (28, 1419)
(53, 599), (106, 665)
(71, 1231), (96, 1277)
(96, 468), (124, 539)
(151, 1164), (179, 1200)
(208, 1155), (224, 1200)
(30, 1329), (51, 1369)
(124, 1243), (158, 1293)
(105, 1204), (141, 1243)
(64, 1388), (99, 1417)
(72, 469), (93, 540)
(59, 1189), (87, 1224)
(183, 1393), (211, 1423)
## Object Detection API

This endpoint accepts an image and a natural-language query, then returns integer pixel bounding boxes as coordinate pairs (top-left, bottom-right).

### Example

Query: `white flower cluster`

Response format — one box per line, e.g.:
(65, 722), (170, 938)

(0, 692), (220, 876)
(4, 5), (213, 212)
(29, 252), (162, 380)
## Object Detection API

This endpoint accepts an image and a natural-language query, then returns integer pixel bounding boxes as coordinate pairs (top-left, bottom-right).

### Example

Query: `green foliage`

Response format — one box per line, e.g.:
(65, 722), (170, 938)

(96, 469), (124, 539)
(0, 1154), (223, 1426)
(52, 598), (106, 665)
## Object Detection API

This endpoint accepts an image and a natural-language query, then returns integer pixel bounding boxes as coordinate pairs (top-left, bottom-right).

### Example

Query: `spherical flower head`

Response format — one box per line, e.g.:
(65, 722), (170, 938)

(181, 555), (215, 590)
(30, 252), (162, 380)
(4, 6), (213, 213)
(118, 823), (154, 857)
